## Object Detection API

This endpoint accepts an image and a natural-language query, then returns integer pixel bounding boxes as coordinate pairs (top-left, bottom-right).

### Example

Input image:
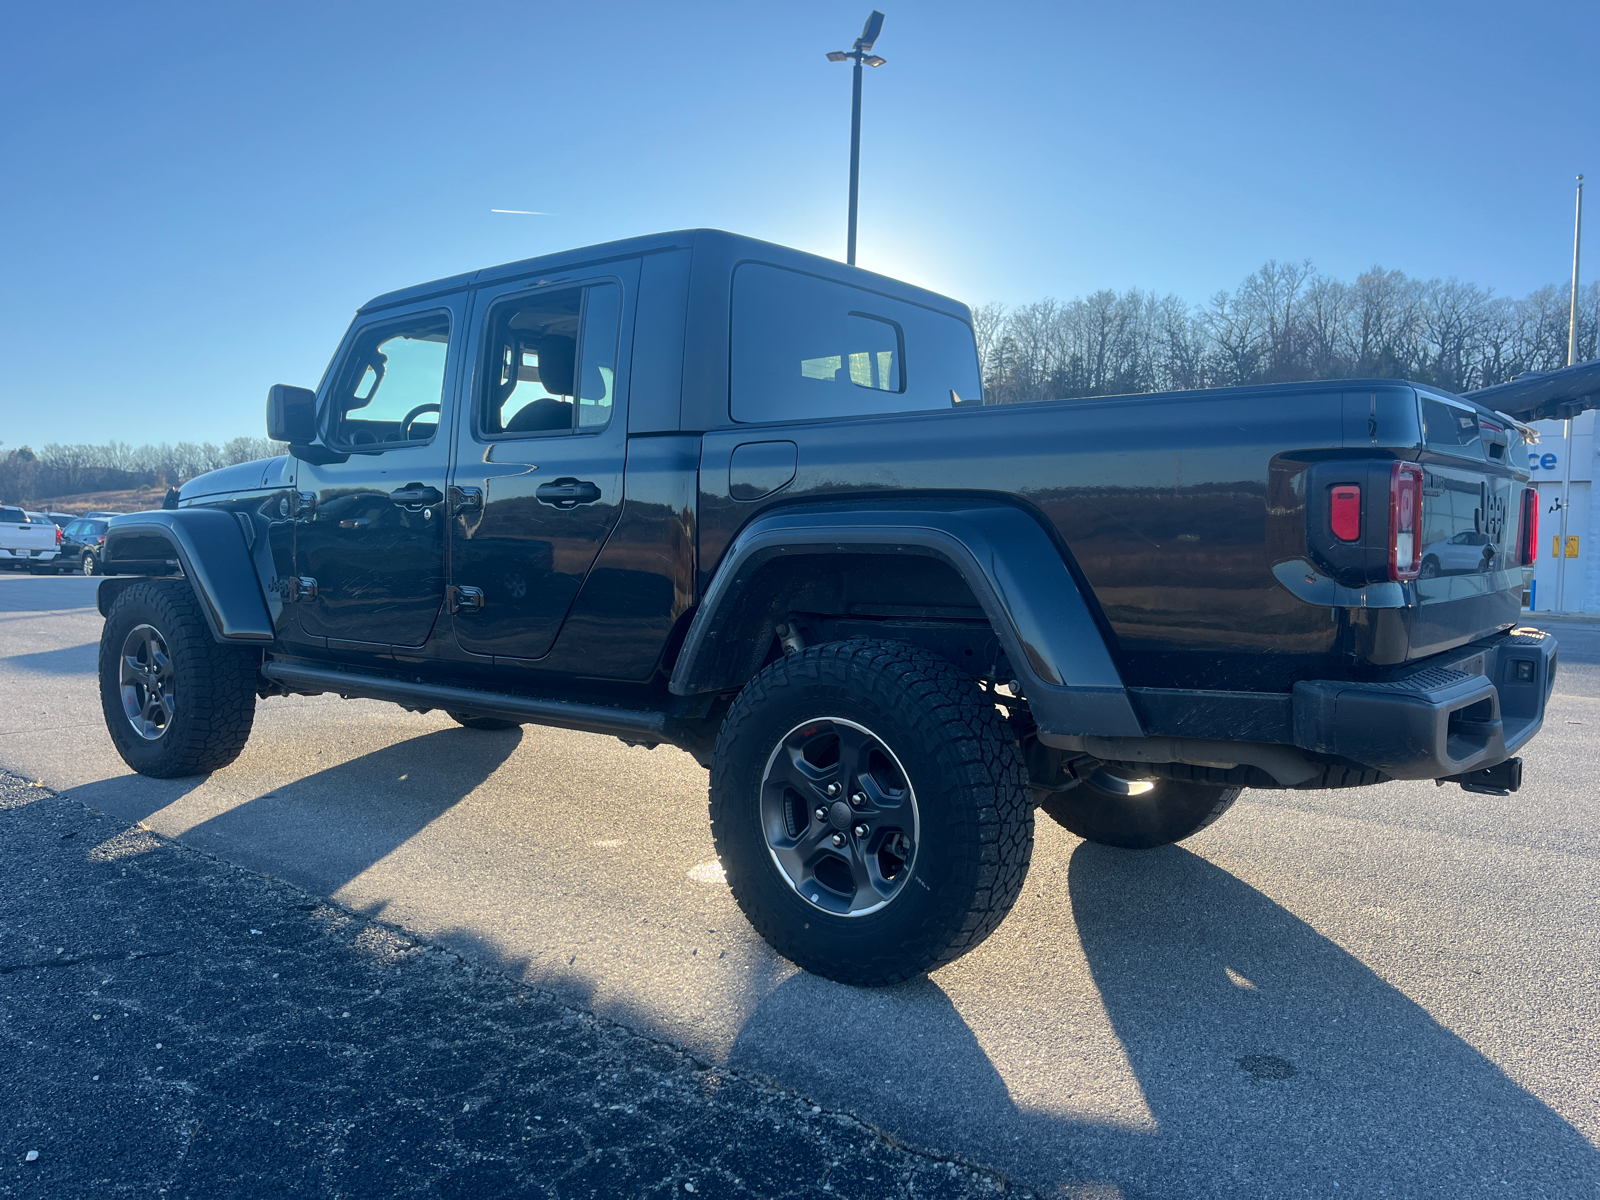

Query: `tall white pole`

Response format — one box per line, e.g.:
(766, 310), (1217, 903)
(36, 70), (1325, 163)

(1570, 175), (1585, 367)
(1555, 175), (1584, 609)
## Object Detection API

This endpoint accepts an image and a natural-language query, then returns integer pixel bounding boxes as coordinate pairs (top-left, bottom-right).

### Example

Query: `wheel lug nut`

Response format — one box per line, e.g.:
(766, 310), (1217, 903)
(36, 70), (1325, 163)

(825, 783), (841, 797)
(814, 807), (828, 821)
(831, 833), (845, 848)
(853, 823), (868, 838)
(851, 793), (866, 806)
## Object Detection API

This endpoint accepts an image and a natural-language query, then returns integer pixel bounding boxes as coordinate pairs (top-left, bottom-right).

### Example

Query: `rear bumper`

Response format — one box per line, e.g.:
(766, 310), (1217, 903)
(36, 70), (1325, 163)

(1291, 628), (1556, 779)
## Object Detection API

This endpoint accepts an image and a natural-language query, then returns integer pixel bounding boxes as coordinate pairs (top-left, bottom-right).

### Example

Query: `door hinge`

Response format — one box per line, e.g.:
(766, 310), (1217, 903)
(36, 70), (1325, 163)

(447, 585), (485, 614)
(275, 576), (318, 601)
(294, 491), (317, 518)
(448, 485), (483, 515)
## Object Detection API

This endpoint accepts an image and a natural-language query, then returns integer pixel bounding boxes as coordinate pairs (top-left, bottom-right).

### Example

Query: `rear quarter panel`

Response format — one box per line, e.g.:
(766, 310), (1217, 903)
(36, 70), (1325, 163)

(699, 386), (1374, 692)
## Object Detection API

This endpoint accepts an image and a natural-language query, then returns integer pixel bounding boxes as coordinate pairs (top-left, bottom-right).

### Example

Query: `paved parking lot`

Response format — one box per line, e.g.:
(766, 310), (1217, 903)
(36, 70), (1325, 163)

(2, 573), (1598, 1197)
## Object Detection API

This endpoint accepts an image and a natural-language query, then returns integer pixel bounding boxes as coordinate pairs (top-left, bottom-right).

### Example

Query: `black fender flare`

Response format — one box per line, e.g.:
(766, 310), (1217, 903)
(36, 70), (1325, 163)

(98, 510), (275, 643)
(668, 502), (1143, 740)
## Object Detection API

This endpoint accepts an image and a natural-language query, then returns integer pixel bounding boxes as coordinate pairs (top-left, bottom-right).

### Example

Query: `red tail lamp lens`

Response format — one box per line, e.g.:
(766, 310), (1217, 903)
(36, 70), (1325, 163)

(55, 526), (63, 545)
(1519, 487), (1538, 566)
(1330, 485), (1361, 541)
(1389, 462), (1423, 581)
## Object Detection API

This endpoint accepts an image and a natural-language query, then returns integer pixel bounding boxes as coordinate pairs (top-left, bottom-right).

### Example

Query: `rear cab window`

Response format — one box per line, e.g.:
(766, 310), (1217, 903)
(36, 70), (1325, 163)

(730, 263), (982, 423)
(1420, 394), (1484, 460)
(0, 507), (25, 524)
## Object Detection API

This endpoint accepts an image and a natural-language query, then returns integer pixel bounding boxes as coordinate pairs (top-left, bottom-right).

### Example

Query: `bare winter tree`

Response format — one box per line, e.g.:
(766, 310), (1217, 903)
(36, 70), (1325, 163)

(978, 264), (1600, 404)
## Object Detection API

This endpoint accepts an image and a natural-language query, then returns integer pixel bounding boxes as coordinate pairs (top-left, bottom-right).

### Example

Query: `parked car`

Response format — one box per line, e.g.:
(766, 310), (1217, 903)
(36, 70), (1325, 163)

(93, 229), (1556, 987)
(41, 512), (74, 529)
(84, 511), (124, 520)
(60, 517), (114, 575)
(0, 506), (62, 572)
(1420, 530), (1498, 577)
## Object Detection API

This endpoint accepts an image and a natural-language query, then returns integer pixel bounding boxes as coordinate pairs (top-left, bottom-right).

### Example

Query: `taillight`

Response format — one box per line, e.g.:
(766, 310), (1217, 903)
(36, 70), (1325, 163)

(1389, 462), (1423, 581)
(55, 527), (62, 545)
(1518, 487), (1538, 566)
(1330, 485), (1361, 541)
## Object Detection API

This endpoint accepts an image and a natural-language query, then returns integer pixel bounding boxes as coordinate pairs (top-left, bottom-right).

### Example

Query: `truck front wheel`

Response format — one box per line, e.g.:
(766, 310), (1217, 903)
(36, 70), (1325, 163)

(98, 580), (260, 778)
(1037, 770), (1239, 849)
(710, 640), (1033, 987)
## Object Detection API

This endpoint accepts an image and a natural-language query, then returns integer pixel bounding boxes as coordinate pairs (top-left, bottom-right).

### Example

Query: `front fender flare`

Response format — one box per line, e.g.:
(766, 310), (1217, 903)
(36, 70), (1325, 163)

(669, 503), (1143, 740)
(99, 510), (275, 643)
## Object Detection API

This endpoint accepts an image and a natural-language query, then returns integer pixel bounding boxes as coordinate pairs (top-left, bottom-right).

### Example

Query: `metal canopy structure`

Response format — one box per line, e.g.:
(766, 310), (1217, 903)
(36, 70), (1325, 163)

(1465, 357), (1600, 422)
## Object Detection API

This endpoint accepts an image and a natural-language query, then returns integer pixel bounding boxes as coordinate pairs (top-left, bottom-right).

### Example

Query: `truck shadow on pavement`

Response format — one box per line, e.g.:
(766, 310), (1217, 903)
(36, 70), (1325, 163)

(726, 841), (1600, 1197)
(61, 725), (523, 897)
(2, 641), (98, 675)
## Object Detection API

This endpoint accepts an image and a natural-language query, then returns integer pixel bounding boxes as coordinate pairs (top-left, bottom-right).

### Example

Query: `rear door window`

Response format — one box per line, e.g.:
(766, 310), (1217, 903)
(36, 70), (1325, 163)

(479, 283), (623, 438)
(731, 263), (982, 423)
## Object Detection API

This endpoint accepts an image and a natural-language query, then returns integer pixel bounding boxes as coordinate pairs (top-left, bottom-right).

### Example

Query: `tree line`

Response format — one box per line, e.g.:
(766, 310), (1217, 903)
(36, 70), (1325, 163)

(0, 437), (287, 505)
(974, 263), (1600, 405)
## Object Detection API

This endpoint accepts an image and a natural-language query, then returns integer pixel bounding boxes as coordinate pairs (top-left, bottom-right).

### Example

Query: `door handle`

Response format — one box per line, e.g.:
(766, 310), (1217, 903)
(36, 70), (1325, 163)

(535, 478), (601, 509)
(389, 484), (443, 507)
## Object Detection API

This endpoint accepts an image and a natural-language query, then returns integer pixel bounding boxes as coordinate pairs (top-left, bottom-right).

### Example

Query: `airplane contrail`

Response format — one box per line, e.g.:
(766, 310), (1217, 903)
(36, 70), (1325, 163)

(491, 209), (550, 215)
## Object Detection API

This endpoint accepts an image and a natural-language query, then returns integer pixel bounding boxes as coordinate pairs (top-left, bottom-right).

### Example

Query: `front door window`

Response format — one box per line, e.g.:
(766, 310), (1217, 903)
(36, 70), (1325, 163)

(330, 313), (451, 449)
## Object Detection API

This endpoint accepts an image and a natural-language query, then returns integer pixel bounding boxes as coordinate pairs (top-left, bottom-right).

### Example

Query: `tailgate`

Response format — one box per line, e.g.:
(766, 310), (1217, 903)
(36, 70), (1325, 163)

(1406, 395), (1528, 660)
(0, 519), (57, 554)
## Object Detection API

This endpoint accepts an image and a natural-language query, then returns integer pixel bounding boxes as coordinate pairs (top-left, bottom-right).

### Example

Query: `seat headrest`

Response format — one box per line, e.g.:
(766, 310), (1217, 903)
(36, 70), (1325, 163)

(532, 335), (575, 397)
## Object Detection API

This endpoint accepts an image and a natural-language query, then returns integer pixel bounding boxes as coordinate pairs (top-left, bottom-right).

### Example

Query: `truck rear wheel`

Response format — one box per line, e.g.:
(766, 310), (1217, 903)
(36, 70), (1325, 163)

(710, 639), (1033, 987)
(99, 580), (260, 778)
(1037, 770), (1239, 849)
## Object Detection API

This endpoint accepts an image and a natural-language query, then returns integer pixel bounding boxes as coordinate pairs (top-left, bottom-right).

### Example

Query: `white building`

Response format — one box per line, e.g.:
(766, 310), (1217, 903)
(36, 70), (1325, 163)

(1525, 408), (1596, 613)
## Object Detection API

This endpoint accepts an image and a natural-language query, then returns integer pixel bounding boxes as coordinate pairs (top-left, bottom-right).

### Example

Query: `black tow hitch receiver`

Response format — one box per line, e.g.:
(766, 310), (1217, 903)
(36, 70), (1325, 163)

(1441, 757), (1523, 796)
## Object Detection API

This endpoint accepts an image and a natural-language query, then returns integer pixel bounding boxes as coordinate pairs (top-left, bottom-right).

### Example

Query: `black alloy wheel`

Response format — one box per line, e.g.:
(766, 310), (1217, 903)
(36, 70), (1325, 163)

(759, 716), (919, 917)
(1037, 768), (1240, 849)
(118, 623), (176, 741)
(99, 580), (259, 777)
(711, 639), (1033, 987)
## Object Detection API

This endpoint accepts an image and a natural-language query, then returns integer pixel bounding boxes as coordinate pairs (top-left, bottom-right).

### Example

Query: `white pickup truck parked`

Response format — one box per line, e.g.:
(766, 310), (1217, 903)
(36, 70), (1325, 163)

(0, 505), (62, 571)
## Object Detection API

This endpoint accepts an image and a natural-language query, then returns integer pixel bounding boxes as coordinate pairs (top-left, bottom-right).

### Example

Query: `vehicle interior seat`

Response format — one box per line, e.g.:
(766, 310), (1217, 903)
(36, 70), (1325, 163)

(503, 334), (576, 433)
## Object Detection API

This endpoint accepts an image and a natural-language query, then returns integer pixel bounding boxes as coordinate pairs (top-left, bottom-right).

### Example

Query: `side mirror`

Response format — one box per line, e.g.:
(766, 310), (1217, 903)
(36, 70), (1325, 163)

(266, 384), (318, 444)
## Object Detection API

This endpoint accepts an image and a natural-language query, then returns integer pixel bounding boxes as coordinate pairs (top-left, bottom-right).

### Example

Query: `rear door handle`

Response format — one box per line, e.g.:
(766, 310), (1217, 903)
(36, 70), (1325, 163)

(389, 484), (443, 507)
(535, 478), (601, 509)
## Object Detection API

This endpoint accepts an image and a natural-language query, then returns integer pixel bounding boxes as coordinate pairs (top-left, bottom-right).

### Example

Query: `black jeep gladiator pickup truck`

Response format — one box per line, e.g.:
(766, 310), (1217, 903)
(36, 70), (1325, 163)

(95, 229), (1556, 986)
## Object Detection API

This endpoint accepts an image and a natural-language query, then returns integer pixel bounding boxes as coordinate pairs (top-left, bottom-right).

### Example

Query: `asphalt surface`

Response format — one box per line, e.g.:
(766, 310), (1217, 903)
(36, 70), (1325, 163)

(0, 770), (1017, 1199)
(2, 573), (1598, 1197)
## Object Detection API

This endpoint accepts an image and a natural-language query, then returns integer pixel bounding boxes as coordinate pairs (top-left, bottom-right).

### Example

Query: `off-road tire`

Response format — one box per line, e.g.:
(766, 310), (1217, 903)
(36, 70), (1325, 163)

(1037, 773), (1240, 849)
(710, 639), (1033, 987)
(99, 579), (260, 778)
(447, 712), (522, 731)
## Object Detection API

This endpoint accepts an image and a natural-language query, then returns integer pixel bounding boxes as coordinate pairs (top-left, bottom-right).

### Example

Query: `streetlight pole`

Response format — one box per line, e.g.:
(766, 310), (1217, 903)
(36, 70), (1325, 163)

(828, 12), (887, 267)
(1557, 174), (1585, 609)
(1569, 174), (1584, 367)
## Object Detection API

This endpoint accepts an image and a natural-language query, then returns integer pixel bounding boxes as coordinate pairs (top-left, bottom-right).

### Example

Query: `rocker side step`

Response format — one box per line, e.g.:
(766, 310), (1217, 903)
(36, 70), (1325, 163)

(260, 660), (670, 743)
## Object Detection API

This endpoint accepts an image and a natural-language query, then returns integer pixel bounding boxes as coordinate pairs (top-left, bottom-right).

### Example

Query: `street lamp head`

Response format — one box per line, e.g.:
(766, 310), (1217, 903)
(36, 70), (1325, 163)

(856, 10), (885, 52)
(862, 54), (886, 67)
(826, 50), (851, 62)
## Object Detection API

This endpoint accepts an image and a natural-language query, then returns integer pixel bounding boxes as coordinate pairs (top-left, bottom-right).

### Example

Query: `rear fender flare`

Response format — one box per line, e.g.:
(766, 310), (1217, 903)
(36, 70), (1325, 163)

(99, 510), (275, 643)
(669, 503), (1143, 739)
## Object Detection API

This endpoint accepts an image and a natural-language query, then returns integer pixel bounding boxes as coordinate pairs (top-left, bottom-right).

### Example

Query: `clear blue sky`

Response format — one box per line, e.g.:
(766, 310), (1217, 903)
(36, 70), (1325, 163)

(2, 0), (1596, 448)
